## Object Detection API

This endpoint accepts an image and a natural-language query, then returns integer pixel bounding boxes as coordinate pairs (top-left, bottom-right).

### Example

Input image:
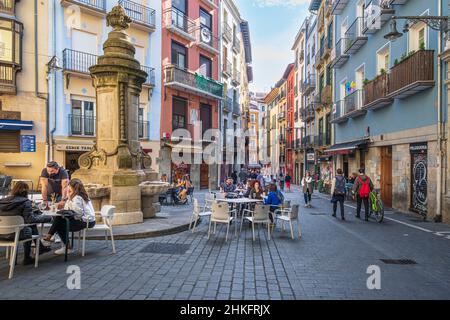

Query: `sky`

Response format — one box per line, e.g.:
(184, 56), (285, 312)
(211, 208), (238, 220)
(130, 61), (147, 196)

(235, 0), (311, 94)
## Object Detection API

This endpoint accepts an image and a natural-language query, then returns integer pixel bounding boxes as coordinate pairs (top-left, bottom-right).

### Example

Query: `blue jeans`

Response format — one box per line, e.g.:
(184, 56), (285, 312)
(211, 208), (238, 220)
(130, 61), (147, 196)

(304, 190), (312, 204)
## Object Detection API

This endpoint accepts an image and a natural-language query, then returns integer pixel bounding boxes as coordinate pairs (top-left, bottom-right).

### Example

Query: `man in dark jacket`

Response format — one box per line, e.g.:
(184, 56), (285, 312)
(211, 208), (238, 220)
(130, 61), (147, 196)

(0, 182), (52, 265)
(352, 168), (374, 221)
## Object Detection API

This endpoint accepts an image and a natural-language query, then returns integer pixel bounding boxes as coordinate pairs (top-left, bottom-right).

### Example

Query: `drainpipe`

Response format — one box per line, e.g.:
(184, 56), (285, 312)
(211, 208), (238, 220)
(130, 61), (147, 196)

(435, 0), (444, 222)
(218, 6), (222, 189)
(34, 0), (50, 164)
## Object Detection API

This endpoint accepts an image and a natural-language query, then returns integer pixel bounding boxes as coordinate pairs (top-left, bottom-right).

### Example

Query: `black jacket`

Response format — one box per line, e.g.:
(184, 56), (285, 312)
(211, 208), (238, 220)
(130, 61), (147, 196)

(0, 196), (50, 224)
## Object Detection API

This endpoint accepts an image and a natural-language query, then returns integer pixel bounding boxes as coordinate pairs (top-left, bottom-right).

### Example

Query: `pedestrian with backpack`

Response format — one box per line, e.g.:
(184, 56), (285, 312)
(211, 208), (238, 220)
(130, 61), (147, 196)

(352, 168), (374, 221)
(331, 168), (346, 220)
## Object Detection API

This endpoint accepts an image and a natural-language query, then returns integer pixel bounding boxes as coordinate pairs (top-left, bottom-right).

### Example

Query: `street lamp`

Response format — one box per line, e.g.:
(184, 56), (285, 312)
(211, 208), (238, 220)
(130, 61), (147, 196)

(384, 15), (450, 41)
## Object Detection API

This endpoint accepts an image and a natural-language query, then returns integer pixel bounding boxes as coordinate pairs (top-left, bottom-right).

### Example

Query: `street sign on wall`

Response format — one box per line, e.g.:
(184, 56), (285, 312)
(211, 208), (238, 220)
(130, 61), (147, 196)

(307, 153), (315, 162)
(20, 135), (36, 152)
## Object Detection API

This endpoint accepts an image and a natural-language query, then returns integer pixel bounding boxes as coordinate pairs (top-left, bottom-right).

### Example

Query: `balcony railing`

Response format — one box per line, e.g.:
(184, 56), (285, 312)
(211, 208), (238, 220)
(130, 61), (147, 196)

(320, 85), (332, 105)
(233, 100), (240, 116)
(302, 74), (316, 95)
(363, 0), (395, 35)
(165, 65), (224, 100)
(119, 0), (156, 31)
(163, 7), (196, 40)
(331, 0), (350, 15)
(63, 49), (155, 85)
(318, 8), (325, 32)
(223, 60), (232, 78)
(0, 0), (16, 15)
(363, 73), (392, 110)
(69, 115), (95, 136)
(141, 66), (156, 87)
(222, 22), (232, 42)
(223, 97), (232, 112)
(278, 112), (285, 121)
(300, 106), (315, 122)
(330, 38), (349, 69)
(320, 35), (331, 60)
(63, 49), (98, 74)
(61, 0), (106, 13)
(195, 26), (220, 54)
(343, 90), (366, 118)
(388, 50), (434, 99)
(302, 135), (314, 148)
(233, 36), (241, 53)
(0, 63), (17, 94)
(138, 120), (149, 140)
(345, 17), (367, 54)
(232, 69), (241, 86)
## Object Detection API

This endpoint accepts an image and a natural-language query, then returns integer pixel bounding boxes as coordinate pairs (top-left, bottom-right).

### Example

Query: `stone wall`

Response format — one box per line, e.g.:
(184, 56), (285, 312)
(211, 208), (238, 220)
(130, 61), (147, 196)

(392, 144), (411, 213)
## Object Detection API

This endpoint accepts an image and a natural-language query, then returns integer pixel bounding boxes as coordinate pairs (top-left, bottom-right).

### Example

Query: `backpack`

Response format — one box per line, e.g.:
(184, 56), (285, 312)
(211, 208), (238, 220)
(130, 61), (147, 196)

(358, 176), (370, 198)
(335, 176), (346, 196)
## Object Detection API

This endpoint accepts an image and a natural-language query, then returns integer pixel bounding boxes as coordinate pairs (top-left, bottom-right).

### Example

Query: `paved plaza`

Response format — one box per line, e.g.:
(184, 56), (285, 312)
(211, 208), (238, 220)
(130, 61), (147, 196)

(0, 186), (449, 300)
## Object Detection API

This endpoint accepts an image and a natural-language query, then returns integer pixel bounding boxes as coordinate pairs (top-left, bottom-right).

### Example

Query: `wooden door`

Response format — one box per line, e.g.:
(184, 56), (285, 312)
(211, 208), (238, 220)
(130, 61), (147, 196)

(380, 147), (393, 207)
(200, 162), (209, 189)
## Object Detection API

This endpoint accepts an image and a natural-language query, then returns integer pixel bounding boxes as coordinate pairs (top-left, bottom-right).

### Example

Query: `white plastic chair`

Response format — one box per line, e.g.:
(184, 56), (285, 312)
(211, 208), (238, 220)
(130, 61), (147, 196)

(241, 204), (272, 241)
(274, 204), (301, 239)
(0, 216), (40, 279)
(78, 205), (116, 256)
(208, 202), (235, 242)
(189, 198), (212, 233)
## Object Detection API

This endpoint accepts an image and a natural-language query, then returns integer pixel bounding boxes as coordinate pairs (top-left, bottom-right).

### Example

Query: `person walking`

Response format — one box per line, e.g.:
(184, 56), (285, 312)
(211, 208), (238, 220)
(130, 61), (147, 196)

(285, 173), (292, 192)
(352, 168), (374, 221)
(301, 171), (313, 208)
(331, 169), (346, 220)
(278, 172), (285, 191)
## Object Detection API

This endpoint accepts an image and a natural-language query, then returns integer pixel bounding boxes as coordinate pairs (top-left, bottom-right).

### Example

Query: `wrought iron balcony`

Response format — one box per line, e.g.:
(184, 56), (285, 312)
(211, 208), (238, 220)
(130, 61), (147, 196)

(345, 17), (367, 54)
(223, 60), (232, 78)
(233, 36), (241, 53)
(388, 50), (434, 99)
(163, 7), (196, 42)
(63, 49), (155, 86)
(223, 97), (232, 112)
(222, 22), (232, 43)
(61, 0), (106, 15)
(0, 63), (18, 95)
(195, 26), (220, 55)
(321, 85), (332, 105)
(165, 65), (224, 100)
(300, 106), (315, 122)
(330, 38), (349, 69)
(331, 0), (350, 15)
(232, 69), (241, 86)
(317, 8), (325, 32)
(278, 112), (285, 121)
(302, 135), (314, 148)
(344, 90), (366, 118)
(69, 115), (95, 136)
(363, 0), (395, 35)
(119, 0), (156, 32)
(0, 0), (17, 15)
(232, 100), (241, 116)
(138, 120), (149, 140)
(63, 49), (98, 75)
(141, 66), (156, 87)
(363, 73), (392, 110)
(302, 74), (316, 95)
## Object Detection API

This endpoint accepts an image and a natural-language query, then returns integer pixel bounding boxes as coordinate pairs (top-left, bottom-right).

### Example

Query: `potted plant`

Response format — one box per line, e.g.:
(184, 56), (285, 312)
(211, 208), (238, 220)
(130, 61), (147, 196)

(363, 78), (369, 85)
(419, 42), (425, 51)
(394, 58), (399, 66)
(380, 68), (386, 75)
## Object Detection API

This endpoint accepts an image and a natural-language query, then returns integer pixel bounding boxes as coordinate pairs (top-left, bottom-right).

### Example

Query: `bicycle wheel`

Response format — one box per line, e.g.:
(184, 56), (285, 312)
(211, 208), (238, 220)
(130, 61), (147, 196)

(373, 200), (384, 223)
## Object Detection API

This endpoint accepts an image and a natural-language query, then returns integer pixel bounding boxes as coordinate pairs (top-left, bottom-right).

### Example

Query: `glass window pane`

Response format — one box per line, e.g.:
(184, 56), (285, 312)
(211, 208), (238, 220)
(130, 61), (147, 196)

(200, 9), (212, 29)
(14, 32), (19, 64)
(0, 28), (12, 62)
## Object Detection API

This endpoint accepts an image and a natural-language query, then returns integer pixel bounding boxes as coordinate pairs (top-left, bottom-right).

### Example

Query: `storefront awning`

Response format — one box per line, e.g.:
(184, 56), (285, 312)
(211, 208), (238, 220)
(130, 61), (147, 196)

(325, 139), (370, 155)
(0, 120), (33, 131)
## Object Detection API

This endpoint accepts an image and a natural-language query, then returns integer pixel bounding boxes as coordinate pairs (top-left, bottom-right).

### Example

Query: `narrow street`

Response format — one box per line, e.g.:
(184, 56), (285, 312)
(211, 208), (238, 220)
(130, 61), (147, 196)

(1, 186), (449, 300)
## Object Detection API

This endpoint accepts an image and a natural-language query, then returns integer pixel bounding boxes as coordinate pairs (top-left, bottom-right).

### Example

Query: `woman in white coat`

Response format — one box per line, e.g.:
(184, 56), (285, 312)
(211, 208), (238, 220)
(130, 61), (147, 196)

(301, 171), (314, 207)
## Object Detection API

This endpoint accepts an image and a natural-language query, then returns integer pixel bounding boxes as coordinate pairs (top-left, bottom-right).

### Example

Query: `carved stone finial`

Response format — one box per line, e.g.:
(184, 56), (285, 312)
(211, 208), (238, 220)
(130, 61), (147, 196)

(107, 5), (132, 31)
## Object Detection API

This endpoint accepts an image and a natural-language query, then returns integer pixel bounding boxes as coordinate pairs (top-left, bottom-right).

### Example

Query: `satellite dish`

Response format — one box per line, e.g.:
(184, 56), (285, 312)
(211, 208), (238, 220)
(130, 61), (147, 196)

(200, 27), (212, 44)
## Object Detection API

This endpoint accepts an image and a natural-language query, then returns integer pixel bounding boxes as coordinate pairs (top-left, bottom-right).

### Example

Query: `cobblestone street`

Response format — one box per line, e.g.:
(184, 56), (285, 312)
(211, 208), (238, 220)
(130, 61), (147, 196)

(0, 186), (449, 300)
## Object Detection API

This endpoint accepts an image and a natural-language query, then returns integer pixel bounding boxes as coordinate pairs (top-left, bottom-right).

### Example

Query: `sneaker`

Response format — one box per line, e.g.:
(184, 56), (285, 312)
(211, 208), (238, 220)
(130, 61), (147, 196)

(341, 216), (346, 221)
(54, 246), (73, 256)
(39, 245), (52, 255)
(53, 235), (61, 244)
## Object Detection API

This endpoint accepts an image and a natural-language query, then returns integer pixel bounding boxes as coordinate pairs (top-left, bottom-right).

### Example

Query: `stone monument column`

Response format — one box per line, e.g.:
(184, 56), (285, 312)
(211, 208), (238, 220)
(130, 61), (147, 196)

(72, 6), (153, 225)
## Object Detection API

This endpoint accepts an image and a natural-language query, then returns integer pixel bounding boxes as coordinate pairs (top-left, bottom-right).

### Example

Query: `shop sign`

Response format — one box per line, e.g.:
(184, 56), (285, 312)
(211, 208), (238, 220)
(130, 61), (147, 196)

(410, 142), (428, 154)
(21, 135), (36, 152)
(56, 144), (93, 152)
(307, 153), (315, 162)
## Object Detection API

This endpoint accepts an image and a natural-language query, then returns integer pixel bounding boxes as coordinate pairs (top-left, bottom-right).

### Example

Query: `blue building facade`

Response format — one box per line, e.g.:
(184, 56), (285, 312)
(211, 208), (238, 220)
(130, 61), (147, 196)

(328, 0), (447, 219)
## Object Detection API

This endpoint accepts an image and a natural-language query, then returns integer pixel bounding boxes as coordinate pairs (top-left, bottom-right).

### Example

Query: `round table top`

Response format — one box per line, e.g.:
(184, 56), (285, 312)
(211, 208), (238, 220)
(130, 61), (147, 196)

(216, 197), (263, 204)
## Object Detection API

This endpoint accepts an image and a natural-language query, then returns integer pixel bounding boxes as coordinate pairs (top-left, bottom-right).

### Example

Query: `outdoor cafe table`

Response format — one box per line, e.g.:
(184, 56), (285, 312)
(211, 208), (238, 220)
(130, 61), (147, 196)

(216, 198), (263, 236)
(41, 210), (71, 262)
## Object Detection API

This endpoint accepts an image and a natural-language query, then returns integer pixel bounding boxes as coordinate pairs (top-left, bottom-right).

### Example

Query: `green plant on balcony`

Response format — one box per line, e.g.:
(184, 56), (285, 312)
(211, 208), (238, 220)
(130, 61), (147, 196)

(394, 58), (399, 66)
(419, 42), (425, 51)
(380, 68), (387, 75)
(363, 78), (370, 85)
(400, 52), (407, 62)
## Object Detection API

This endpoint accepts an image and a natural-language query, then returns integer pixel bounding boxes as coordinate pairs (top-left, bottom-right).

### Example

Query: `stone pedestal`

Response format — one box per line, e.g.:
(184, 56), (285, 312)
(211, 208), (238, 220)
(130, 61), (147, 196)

(71, 6), (156, 226)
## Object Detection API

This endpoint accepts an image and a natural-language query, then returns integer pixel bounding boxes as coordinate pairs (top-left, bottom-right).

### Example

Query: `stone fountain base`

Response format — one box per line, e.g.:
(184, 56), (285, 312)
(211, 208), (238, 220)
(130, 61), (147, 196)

(140, 181), (170, 219)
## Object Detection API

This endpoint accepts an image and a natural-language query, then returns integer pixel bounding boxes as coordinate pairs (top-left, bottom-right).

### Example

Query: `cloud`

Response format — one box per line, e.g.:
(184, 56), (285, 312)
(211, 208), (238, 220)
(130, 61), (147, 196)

(252, 0), (309, 7)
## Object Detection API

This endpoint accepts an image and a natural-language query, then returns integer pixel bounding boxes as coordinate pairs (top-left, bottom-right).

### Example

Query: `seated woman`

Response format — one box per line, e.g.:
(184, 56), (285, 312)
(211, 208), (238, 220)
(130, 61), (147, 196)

(263, 183), (283, 223)
(0, 182), (53, 265)
(249, 181), (264, 200)
(43, 179), (95, 255)
(177, 176), (192, 202)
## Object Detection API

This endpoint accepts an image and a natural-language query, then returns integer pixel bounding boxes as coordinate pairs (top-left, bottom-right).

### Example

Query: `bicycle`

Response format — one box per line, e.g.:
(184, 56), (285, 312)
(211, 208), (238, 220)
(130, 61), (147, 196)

(368, 189), (384, 223)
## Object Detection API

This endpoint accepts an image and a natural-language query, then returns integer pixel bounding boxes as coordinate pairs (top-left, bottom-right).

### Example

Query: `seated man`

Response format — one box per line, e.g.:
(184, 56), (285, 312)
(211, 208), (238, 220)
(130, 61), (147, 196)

(221, 178), (236, 197)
